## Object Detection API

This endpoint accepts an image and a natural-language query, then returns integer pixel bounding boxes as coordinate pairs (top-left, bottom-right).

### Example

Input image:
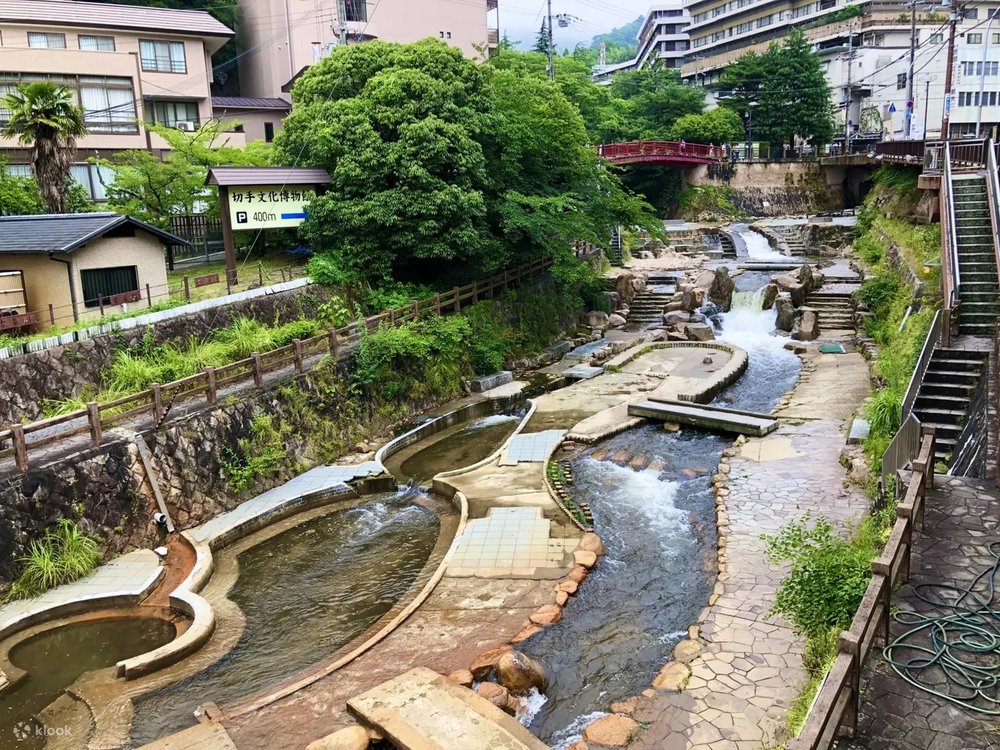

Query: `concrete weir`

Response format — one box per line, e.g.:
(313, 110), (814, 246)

(347, 667), (549, 750)
(628, 399), (779, 436)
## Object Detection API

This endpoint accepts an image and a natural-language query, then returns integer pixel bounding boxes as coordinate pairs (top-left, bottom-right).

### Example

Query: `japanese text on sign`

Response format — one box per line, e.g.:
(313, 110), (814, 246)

(227, 185), (317, 230)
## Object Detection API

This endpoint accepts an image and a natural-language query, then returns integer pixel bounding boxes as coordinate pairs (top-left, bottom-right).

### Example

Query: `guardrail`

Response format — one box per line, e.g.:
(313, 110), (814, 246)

(0, 258), (552, 473)
(789, 428), (936, 750)
(941, 143), (960, 346)
(873, 140), (925, 163)
(598, 141), (724, 163)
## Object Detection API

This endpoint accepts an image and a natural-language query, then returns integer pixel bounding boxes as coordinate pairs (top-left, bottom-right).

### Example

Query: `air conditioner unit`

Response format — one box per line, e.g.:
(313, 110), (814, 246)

(175, 121), (197, 132)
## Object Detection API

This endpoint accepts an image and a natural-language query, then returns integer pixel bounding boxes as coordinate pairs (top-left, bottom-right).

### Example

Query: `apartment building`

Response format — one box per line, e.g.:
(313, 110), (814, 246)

(636, 2), (692, 69)
(0, 0), (238, 199)
(682, 0), (1000, 140)
(237, 0), (500, 100)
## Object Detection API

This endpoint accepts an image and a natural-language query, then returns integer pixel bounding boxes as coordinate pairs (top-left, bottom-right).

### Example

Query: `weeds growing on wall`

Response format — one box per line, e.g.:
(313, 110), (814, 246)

(221, 412), (293, 492)
(676, 185), (742, 221)
(7, 519), (102, 601)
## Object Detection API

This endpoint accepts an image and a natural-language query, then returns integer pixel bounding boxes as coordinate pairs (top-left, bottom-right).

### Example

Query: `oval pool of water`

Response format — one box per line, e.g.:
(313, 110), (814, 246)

(130, 489), (456, 745)
(385, 412), (524, 483)
(0, 615), (176, 749)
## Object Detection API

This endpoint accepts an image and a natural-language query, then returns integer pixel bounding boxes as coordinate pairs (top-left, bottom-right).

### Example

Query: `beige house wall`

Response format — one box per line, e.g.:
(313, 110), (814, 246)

(215, 109), (284, 143)
(0, 255), (74, 327)
(238, 0), (495, 99)
(69, 233), (169, 323)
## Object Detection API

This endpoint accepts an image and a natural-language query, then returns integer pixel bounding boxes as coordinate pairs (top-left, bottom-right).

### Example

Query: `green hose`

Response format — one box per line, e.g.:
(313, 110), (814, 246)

(882, 541), (1000, 715)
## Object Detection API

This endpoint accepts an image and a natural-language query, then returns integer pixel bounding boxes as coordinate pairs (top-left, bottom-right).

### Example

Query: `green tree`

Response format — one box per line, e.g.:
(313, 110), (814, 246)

(2, 83), (87, 213)
(0, 160), (45, 215)
(95, 121), (271, 227)
(533, 19), (550, 55)
(610, 67), (705, 140)
(489, 50), (624, 142)
(668, 108), (744, 144)
(278, 39), (659, 287)
(716, 30), (834, 149)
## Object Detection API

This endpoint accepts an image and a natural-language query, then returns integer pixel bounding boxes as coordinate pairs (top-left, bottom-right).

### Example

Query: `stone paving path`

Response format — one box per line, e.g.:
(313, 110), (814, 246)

(843, 475), (1000, 750)
(0, 548), (162, 635)
(630, 346), (872, 750)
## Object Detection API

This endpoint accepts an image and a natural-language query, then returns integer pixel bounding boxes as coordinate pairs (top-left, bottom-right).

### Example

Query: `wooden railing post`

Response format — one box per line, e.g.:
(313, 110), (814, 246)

(145, 283), (152, 306)
(48, 304), (55, 326)
(453, 287), (461, 312)
(327, 328), (339, 359)
(252, 353), (263, 387)
(87, 402), (102, 447)
(10, 424), (27, 472)
(871, 566), (892, 646)
(435, 293), (441, 315)
(293, 339), (304, 373)
(412, 300), (418, 319)
(472, 283), (479, 304)
(151, 383), (163, 424)
(922, 426), (936, 489)
(183, 275), (191, 303)
(838, 631), (861, 738)
(205, 367), (217, 404)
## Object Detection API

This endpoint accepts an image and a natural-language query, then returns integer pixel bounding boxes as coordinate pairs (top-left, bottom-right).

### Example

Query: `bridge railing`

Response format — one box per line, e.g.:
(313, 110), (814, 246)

(599, 141), (723, 162)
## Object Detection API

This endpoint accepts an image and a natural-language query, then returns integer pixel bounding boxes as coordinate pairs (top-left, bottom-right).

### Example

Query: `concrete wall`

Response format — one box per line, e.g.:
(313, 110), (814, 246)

(684, 161), (847, 216)
(69, 233), (170, 323)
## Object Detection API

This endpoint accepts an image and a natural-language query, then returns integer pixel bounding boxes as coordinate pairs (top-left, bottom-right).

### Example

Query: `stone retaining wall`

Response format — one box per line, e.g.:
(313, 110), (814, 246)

(0, 284), (328, 426)
(684, 162), (845, 217)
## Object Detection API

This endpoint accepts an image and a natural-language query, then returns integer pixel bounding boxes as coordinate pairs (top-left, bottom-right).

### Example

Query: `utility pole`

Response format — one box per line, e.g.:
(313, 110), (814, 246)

(924, 77), (931, 137)
(337, 0), (348, 45)
(941, 3), (961, 140)
(905, 0), (917, 138)
(845, 24), (856, 152)
(546, 0), (555, 80)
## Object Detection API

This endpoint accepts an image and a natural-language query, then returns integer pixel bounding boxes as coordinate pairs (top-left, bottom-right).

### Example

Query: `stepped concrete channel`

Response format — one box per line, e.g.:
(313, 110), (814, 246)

(0, 254), (876, 749)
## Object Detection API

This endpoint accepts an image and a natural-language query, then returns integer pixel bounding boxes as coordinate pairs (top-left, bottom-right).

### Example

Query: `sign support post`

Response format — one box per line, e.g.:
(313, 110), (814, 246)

(218, 185), (238, 286)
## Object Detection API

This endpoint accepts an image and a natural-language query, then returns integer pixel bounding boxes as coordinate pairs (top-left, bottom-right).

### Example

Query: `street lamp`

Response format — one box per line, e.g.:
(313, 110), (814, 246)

(744, 104), (755, 161)
(976, 11), (998, 137)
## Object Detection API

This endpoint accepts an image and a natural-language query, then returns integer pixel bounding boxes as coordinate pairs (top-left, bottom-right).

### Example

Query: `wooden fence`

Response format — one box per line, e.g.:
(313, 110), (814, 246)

(788, 427), (936, 750)
(0, 258), (551, 473)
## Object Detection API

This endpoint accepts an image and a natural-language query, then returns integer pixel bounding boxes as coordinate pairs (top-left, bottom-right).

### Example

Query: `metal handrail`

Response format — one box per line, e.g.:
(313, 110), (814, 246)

(901, 309), (943, 419)
(942, 143), (961, 344)
(881, 413), (922, 499)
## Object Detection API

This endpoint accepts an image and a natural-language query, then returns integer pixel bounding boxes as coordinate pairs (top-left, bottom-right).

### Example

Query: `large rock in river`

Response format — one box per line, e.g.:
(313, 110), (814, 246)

(585, 310), (609, 328)
(775, 298), (796, 332)
(708, 266), (736, 311)
(496, 651), (547, 693)
(760, 283), (779, 311)
(792, 307), (820, 341)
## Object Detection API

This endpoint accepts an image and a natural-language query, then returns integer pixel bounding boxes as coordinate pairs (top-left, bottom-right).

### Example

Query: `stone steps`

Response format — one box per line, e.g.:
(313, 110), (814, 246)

(912, 346), (989, 462)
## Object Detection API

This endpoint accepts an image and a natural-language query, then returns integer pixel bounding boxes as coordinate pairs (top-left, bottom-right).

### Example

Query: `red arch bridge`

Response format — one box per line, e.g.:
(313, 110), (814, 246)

(598, 141), (725, 166)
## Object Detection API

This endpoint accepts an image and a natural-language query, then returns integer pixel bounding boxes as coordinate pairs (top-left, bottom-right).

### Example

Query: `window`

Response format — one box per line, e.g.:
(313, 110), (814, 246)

(897, 73), (906, 90)
(139, 40), (186, 73)
(931, 33), (944, 44)
(967, 33), (983, 44)
(69, 163), (114, 200)
(965, 7), (979, 19)
(79, 77), (137, 133)
(792, 4), (812, 18)
(151, 100), (199, 128)
(344, 0), (366, 22)
(756, 14), (774, 27)
(713, 5), (725, 17)
(736, 21), (752, 33)
(693, 11), (709, 23)
(81, 266), (139, 308)
(264, 122), (275, 143)
(737, 0), (754, 8)
(994, 33), (1000, 44)
(79, 35), (115, 51)
(28, 32), (66, 49)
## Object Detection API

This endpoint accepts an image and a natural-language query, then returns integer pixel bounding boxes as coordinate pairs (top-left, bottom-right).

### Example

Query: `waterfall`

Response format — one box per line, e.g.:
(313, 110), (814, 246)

(729, 287), (767, 312)
(731, 224), (788, 261)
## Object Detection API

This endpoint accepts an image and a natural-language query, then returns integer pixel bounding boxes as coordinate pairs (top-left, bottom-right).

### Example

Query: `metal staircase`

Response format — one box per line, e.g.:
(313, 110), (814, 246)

(951, 176), (999, 336)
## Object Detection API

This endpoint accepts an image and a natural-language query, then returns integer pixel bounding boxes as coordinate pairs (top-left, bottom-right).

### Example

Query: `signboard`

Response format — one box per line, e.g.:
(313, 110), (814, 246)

(109, 290), (142, 306)
(195, 273), (220, 288)
(227, 185), (317, 231)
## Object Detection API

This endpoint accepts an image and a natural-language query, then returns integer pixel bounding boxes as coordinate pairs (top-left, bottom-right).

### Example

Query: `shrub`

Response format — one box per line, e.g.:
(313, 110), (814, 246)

(763, 516), (874, 639)
(857, 272), (901, 318)
(8, 519), (102, 600)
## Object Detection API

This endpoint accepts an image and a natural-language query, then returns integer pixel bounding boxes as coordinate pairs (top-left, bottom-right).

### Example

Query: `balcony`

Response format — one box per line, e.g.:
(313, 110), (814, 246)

(487, 28), (499, 46)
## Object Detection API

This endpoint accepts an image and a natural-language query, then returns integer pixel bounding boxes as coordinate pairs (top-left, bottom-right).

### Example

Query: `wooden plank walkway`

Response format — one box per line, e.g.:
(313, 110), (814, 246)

(628, 399), (779, 436)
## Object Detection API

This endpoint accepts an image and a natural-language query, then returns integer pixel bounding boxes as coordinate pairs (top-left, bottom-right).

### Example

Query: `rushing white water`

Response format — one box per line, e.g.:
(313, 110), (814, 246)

(517, 688), (548, 727)
(732, 223), (789, 261)
(547, 711), (610, 750)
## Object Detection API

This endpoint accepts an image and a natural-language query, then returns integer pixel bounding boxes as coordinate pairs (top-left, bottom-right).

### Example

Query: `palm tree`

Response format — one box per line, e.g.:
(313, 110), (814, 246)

(2, 82), (87, 213)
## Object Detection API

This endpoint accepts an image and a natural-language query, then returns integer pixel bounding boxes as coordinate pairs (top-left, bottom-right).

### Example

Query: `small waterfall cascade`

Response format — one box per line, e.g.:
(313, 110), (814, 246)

(729, 287), (768, 313)
(731, 224), (789, 262)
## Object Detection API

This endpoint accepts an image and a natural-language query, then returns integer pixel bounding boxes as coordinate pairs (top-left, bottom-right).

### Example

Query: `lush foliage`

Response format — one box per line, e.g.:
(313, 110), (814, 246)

(95, 121), (272, 228)
(222, 412), (291, 491)
(609, 68), (706, 140)
(0, 159), (45, 215)
(716, 29), (835, 147)
(2, 82), (88, 213)
(278, 40), (657, 287)
(677, 185), (741, 220)
(668, 108), (744, 144)
(8, 519), (102, 600)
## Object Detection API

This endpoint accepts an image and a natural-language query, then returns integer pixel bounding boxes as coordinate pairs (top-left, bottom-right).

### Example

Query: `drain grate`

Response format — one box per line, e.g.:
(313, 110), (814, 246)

(819, 343), (846, 354)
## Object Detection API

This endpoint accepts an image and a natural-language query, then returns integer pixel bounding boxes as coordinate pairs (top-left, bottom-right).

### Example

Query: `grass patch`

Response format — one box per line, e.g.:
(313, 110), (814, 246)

(764, 503), (896, 738)
(167, 252), (309, 304)
(221, 412), (292, 491)
(677, 185), (742, 221)
(7, 519), (102, 601)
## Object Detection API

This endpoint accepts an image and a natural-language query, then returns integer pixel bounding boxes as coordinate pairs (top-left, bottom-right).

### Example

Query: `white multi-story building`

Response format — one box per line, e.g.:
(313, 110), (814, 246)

(681, 0), (1000, 141)
(592, 3), (691, 84)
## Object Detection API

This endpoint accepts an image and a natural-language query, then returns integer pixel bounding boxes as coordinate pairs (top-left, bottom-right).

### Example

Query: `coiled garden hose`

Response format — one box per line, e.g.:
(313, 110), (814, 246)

(883, 541), (1000, 714)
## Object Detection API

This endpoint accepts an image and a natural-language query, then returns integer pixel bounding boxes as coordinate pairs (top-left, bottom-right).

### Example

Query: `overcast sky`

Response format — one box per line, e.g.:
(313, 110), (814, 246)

(499, 0), (651, 49)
